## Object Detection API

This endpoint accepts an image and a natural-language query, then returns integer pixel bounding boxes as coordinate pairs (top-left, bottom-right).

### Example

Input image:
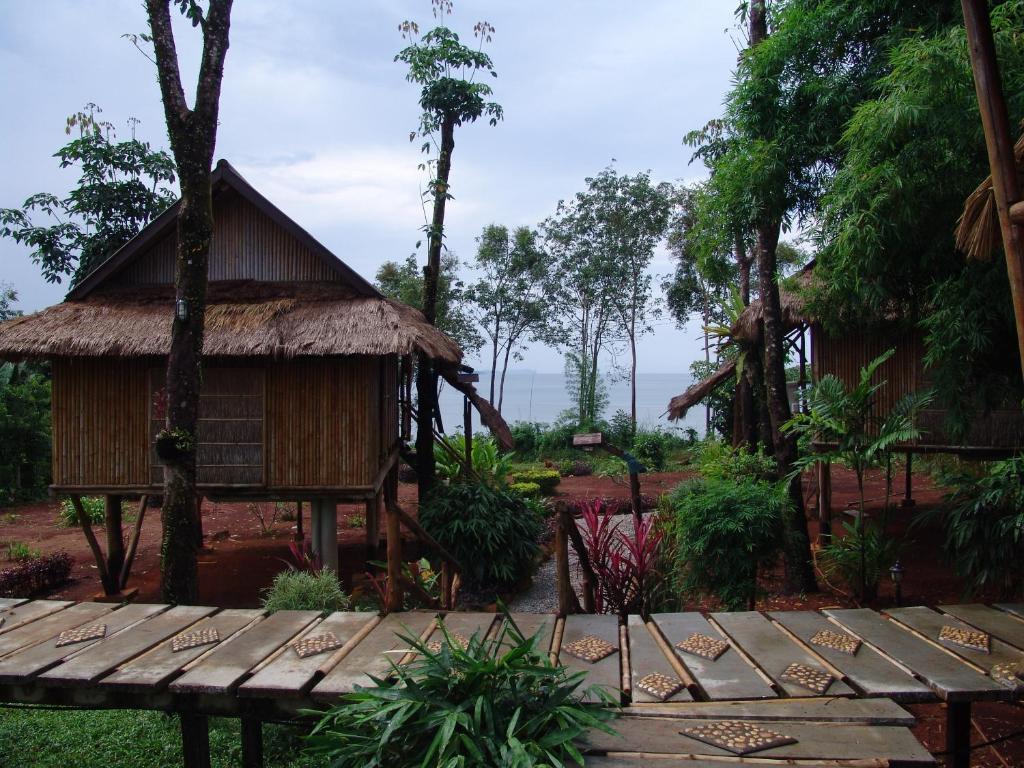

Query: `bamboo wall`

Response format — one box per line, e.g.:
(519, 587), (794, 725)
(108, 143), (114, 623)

(52, 356), (398, 493)
(811, 325), (1024, 450)
(113, 190), (338, 285)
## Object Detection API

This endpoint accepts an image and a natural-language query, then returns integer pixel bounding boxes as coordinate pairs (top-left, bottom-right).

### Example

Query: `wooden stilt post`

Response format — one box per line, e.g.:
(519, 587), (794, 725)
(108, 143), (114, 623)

(901, 452), (916, 508)
(180, 712), (211, 768)
(440, 561), (452, 610)
(385, 501), (403, 613)
(946, 701), (972, 768)
(310, 499), (322, 562)
(463, 395), (473, 477)
(105, 495), (125, 594)
(962, 0), (1024, 381)
(69, 495), (112, 594)
(295, 500), (304, 541)
(555, 509), (573, 616)
(365, 493), (380, 554)
(120, 494), (150, 590)
(817, 460), (832, 544)
(241, 717), (263, 768)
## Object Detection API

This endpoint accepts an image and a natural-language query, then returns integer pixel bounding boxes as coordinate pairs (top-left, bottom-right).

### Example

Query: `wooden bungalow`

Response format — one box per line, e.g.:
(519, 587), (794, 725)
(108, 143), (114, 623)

(0, 160), (496, 597)
(667, 265), (1024, 537)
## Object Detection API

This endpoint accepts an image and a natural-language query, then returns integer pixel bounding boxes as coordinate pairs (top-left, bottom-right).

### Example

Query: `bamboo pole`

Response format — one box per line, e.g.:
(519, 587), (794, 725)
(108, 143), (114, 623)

(120, 494), (150, 589)
(69, 495), (112, 594)
(962, 0), (1024, 380)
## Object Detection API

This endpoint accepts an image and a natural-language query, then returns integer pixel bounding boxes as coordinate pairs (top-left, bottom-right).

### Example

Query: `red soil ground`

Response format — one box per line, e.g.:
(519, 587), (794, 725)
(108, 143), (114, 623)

(0, 466), (1021, 764)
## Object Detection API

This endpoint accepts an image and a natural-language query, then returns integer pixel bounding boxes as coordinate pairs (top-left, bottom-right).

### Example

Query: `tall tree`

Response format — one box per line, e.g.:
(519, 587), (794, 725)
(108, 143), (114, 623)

(0, 284), (18, 322)
(468, 224), (549, 413)
(146, 0), (233, 605)
(396, 1), (502, 500)
(595, 169), (672, 436)
(0, 104), (176, 286)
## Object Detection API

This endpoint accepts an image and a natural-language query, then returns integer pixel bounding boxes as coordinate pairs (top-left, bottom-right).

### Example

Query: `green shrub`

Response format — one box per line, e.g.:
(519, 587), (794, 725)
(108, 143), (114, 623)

(58, 496), (105, 528)
(510, 469), (560, 494)
(508, 481), (541, 499)
(509, 422), (544, 460)
(920, 455), (1024, 597)
(306, 615), (617, 767)
(0, 362), (51, 505)
(435, 436), (512, 487)
(660, 477), (788, 610)
(3, 540), (40, 561)
(420, 482), (542, 591)
(632, 430), (667, 471)
(261, 570), (351, 614)
(697, 440), (777, 482)
(818, 521), (899, 600)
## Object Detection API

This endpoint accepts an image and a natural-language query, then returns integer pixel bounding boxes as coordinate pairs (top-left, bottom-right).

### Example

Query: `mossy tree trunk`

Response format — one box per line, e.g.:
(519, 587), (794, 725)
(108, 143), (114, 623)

(146, 0), (233, 605)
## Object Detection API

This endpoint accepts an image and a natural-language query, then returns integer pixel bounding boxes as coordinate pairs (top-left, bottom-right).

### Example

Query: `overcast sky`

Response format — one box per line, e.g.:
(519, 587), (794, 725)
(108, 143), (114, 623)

(0, 1), (741, 374)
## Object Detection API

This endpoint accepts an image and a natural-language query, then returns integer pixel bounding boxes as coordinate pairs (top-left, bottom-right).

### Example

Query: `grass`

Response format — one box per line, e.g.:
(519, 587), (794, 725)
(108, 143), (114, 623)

(0, 707), (318, 767)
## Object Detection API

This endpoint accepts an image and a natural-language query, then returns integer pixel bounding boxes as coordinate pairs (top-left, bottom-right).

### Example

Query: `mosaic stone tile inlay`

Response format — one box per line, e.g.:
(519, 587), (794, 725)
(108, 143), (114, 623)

(991, 662), (1024, 689)
(55, 624), (107, 647)
(938, 625), (990, 653)
(427, 632), (469, 654)
(808, 628), (861, 656)
(635, 672), (684, 701)
(293, 632), (344, 659)
(681, 720), (797, 755)
(675, 632), (729, 661)
(171, 628), (220, 653)
(780, 662), (834, 694)
(562, 634), (617, 663)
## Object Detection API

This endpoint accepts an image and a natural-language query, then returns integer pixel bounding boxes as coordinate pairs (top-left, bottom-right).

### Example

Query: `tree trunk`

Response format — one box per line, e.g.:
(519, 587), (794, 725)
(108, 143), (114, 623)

(498, 342), (513, 414)
(147, 0), (233, 605)
(756, 223), (817, 594)
(416, 116), (456, 502)
(629, 323), (638, 438)
(489, 338), (499, 405)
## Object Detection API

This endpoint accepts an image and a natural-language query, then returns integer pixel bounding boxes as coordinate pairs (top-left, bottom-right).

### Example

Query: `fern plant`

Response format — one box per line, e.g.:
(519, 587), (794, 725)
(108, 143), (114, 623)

(784, 348), (932, 599)
(435, 435), (513, 487)
(306, 614), (617, 767)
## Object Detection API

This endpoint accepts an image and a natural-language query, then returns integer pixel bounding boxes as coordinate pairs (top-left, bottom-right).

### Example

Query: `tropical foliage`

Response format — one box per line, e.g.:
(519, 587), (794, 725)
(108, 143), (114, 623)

(0, 363), (51, 504)
(261, 570), (352, 614)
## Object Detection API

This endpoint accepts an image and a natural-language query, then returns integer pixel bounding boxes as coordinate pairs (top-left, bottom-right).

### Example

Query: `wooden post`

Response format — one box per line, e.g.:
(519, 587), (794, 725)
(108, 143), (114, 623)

(901, 452), (916, 508)
(295, 500), (304, 541)
(120, 494), (150, 590)
(241, 718), (263, 768)
(180, 712), (211, 768)
(817, 461), (832, 544)
(69, 495), (112, 594)
(310, 499), (322, 562)
(105, 495), (125, 593)
(463, 395), (473, 477)
(555, 509), (573, 616)
(962, 0), (1024, 380)
(385, 502), (403, 613)
(440, 561), (452, 610)
(946, 701), (972, 768)
(628, 470), (643, 527)
(365, 492), (380, 554)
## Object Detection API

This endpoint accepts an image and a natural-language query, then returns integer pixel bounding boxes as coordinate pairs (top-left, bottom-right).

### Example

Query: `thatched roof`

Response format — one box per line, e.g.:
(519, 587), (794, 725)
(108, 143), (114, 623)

(666, 358), (736, 421)
(0, 282), (461, 363)
(730, 264), (814, 345)
(955, 132), (1024, 261)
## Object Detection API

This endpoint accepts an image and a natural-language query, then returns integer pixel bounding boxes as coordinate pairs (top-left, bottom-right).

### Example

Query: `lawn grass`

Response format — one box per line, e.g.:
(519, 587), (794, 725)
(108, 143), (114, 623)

(0, 707), (318, 767)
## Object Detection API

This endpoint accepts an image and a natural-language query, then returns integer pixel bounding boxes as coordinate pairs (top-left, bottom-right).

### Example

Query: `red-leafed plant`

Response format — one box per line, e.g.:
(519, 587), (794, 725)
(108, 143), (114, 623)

(287, 539), (322, 575)
(576, 500), (663, 617)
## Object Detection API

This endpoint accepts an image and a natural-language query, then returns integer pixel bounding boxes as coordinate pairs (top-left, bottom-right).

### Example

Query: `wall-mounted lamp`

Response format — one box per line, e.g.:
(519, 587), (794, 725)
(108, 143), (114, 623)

(175, 298), (189, 322)
(889, 560), (905, 606)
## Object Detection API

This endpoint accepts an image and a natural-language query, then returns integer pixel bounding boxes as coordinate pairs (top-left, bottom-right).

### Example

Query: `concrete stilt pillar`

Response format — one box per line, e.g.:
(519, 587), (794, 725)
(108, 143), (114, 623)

(319, 499), (338, 573)
(310, 499), (323, 561)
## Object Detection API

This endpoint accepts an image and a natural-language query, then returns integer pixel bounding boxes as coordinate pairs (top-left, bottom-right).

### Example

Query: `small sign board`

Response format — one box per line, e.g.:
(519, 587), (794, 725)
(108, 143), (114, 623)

(572, 432), (604, 448)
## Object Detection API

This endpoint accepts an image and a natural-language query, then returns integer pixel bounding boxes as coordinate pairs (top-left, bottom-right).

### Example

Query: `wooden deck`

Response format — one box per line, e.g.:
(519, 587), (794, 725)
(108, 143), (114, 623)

(1, 599), (1021, 766)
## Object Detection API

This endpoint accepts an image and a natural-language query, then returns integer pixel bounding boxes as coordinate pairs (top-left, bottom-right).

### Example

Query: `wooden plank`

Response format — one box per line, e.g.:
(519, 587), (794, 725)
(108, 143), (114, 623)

(39, 605), (215, 686)
(556, 614), (622, 704)
(940, 604), (1024, 650)
(579, 715), (934, 765)
(102, 609), (264, 691)
(0, 601), (113, 659)
(994, 603), (1024, 621)
(712, 612), (855, 698)
(311, 611), (436, 699)
(652, 612), (775, 701)
(582, 758), (888, 768)
(888, 606), (1024, 678)
(412, 612), (498, 661)
(0, 603), (166, 683)
(239, 612), (378, 698)
(625, 696), (916, 726)
(771, 610), (931, 702)
(0, 600), (73, 636)
(0, 598), (27, 611)
(626, 616), (692, 703)
(825, 608), (1005, 702)
(170, 610), (320, 695)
